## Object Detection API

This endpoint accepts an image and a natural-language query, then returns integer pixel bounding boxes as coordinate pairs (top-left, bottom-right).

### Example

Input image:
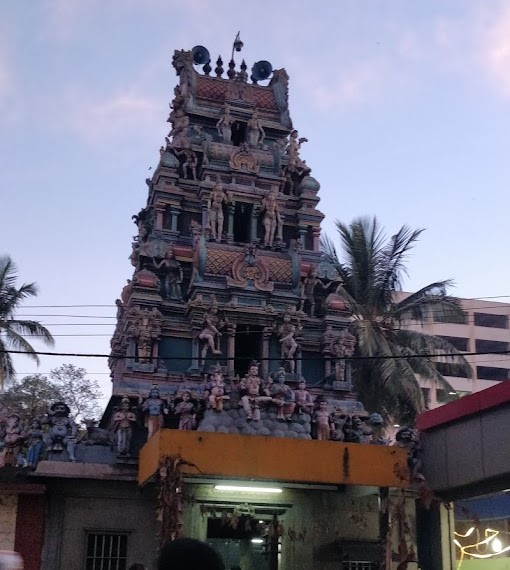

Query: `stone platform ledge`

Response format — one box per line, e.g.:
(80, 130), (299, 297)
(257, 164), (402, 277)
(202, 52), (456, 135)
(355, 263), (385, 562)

(32, 461), (137, 481)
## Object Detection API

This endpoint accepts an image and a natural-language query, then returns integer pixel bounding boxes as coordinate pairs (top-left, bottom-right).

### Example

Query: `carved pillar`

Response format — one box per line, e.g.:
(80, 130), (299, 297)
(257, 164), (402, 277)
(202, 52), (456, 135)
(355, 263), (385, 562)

(298, 225), (307, 250)
(227, 202), (235, 244)
(296, 346), (302, 377)
(312, 226), (321, 252)
(262, 327), (272, 378)
(201, 199), (209, 233)
(155, 204), (166, 231)
(324, 356), (332, 378)
(189, 326), (201, 372)
(226, 323), (236, 378)
(251, 205), (261, 243)
(169, 205), (181, 234)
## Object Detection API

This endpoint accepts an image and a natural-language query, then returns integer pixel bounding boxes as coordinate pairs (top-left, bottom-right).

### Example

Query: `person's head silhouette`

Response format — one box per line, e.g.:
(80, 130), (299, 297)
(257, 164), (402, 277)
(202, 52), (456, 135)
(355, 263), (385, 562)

(158, 538), (224, 570)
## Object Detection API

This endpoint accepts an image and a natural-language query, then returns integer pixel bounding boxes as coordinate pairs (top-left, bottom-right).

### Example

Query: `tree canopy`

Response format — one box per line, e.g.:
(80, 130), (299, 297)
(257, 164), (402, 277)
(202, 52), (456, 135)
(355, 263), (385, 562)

(0, 256), (54, 389)
(0, 364), (104, 425)
(322, 216), (472, 424)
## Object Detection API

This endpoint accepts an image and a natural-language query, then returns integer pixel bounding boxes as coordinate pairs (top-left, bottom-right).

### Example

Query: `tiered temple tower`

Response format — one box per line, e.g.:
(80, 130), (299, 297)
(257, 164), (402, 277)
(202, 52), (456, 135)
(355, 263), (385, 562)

(108, 42), (366, 438)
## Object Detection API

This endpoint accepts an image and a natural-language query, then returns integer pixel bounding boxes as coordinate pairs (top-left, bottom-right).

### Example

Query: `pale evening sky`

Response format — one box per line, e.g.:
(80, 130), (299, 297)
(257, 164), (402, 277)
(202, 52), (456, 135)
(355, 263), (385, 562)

(1, 0), (509, 404)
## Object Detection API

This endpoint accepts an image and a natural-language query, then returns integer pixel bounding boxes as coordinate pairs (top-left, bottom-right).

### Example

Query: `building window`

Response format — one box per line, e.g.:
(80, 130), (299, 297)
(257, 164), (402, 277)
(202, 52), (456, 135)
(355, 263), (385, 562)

(86, 532), (128, 570)
(440, 336), (469, 352)
(476, 366), (510, 381)
(475, 339), (509, 353)
(342, 563), (378, 569)
(433, 310), (468, 324)
(435, 362), (470, 378)
(473, 312), (508, 329)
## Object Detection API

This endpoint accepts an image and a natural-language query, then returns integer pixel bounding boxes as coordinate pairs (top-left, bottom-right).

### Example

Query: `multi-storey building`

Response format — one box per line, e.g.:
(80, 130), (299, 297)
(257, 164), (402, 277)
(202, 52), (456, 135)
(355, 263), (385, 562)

(403, 296), (510, 408)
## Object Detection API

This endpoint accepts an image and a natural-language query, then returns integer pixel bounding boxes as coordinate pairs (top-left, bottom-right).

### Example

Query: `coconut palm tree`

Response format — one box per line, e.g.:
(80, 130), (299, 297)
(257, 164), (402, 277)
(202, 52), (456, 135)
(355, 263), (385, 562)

(322, 217), (471, 424)
(0, 256), (54, 390)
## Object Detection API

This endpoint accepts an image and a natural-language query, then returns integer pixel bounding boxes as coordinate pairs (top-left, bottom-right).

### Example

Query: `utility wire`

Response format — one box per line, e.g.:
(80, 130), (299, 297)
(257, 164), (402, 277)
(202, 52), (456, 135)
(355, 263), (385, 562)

(3, 348), (510, 361)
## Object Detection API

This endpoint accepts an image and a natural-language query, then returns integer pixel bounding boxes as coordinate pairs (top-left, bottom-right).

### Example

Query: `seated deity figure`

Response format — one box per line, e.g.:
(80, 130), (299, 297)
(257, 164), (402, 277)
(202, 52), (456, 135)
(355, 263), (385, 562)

(313, 400), (332, 441)
(208, 368), (230, 412)
(207, 178), (229, 242)
(261, 190), (282, 247)
(270, 367), (296, 421)
(216, 105), (233, 144)
(113, 396), (137, 456)
(24, 418), (45, 468)
(174, 391), (197, 431)
(141, 385), (167, 439)
(43, 402), (78, 462)
(294, 380), (314, 414)
(240, 363), (272, 421)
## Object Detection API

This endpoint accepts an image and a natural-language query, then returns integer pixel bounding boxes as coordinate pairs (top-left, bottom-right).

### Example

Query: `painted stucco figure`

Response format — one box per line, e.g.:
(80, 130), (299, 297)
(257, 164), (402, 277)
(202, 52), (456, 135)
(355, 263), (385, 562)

(261, 190), (282, 247)
(207, 178), (229, 243)
(43, 402), (78, 462)
(141, 385), (167, 439)
(113, 396), (137, 455)
(152, 246), (183, 300)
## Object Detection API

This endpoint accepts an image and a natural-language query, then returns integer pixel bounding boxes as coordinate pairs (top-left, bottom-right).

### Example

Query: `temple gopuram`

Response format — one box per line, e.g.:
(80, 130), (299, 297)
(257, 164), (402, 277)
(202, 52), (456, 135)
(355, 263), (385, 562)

(1, 41), (436, 570)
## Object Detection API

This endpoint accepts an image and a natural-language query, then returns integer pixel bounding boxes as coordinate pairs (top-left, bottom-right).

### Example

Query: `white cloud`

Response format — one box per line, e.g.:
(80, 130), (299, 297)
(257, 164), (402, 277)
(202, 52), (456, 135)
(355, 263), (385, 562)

(62, 89), (162, 142)
(484, 3), (510, 97)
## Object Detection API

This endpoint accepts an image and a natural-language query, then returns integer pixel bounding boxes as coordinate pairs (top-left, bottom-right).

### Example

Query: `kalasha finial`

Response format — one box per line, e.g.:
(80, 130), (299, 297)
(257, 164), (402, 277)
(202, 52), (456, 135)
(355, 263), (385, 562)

(215, 55), (224, 78)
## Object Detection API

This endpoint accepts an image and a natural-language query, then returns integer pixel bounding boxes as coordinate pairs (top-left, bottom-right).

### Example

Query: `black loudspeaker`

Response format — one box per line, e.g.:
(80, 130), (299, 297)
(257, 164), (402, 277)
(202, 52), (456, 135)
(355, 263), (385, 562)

(191, 45), (211, 66)
(251, 60), (273, 83)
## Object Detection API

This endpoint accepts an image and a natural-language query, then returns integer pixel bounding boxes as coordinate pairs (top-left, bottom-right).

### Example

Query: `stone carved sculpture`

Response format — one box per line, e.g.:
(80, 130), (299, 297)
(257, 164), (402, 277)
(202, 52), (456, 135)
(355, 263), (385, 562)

(283, 129), (310, 195)
(207, 178), (229, 242)
(313, 400), (332, 441)
(240, 363), (272, 421)
(24, 418), (45, 468)
(270, 367), (295, 421)
(247, 110), (265, 148)
(80, 419), (111, 446)
(152, 246), (183, 300)
(141, 385), (168, 439)
(277, 310), (301, 374)
(43, 402), (78, 462)
(198, 298), (225, 363)
(128, 306), (162, 363)
(112, 396), (137, 456)
(208, 368), (230, 412)
(216, 105), (233, 144)
(174, 391), (197, 431)
(330, 410), (348, 441)
(321, 324), (337, 354)
(261, 190), (282, 247)
(2, 414), (24, 467)
(294, 380), (314, 414)
(332, 330), (356, 381)
(300, 268), (329, 317)
(174, 144), (197, 180)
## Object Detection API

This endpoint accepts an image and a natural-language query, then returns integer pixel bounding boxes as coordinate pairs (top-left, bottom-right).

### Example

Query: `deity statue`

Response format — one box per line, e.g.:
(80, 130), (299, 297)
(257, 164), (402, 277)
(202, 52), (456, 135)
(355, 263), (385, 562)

(43, 402), (78, 462)
(294, 380), (314, 414)
(277, 311), (301, 374)
(112, 396), (137, 456)
(395, 427), (424, 482)
(300, 268), (328, 317)
(141, 385), (168, 439)
(198, 300), (225, 363)
(207, 178), (229, 242)
(332, 330), (356, 381)
(24, 418), (45, 468)
(216, 105), (234, 144)
(174, 144), (197, 180)
(152, 246), (183, 300)
(270, 367), (295, 421)
(330, 410), (348, 441)
(129, 306), (162, 363)
(2, 414), (24, 467)
(261, 190), (282, 247)
(174, 391), (197, 431)
(168, 107), (190, 141)
(321, 324), (337, 354)
(240, 363), (272, 421)
(208, 368), (230, 412)
(283, 130), (310, 195)
(313, 400), (332, 441)
(368, 413), (389, 445)
(246, 110), (265, 148)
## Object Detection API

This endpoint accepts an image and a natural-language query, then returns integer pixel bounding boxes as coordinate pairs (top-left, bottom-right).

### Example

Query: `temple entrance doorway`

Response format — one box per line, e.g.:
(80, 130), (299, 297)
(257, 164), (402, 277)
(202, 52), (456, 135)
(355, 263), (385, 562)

(235, 325), (262, 377)
(206, 515), (278, 570)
